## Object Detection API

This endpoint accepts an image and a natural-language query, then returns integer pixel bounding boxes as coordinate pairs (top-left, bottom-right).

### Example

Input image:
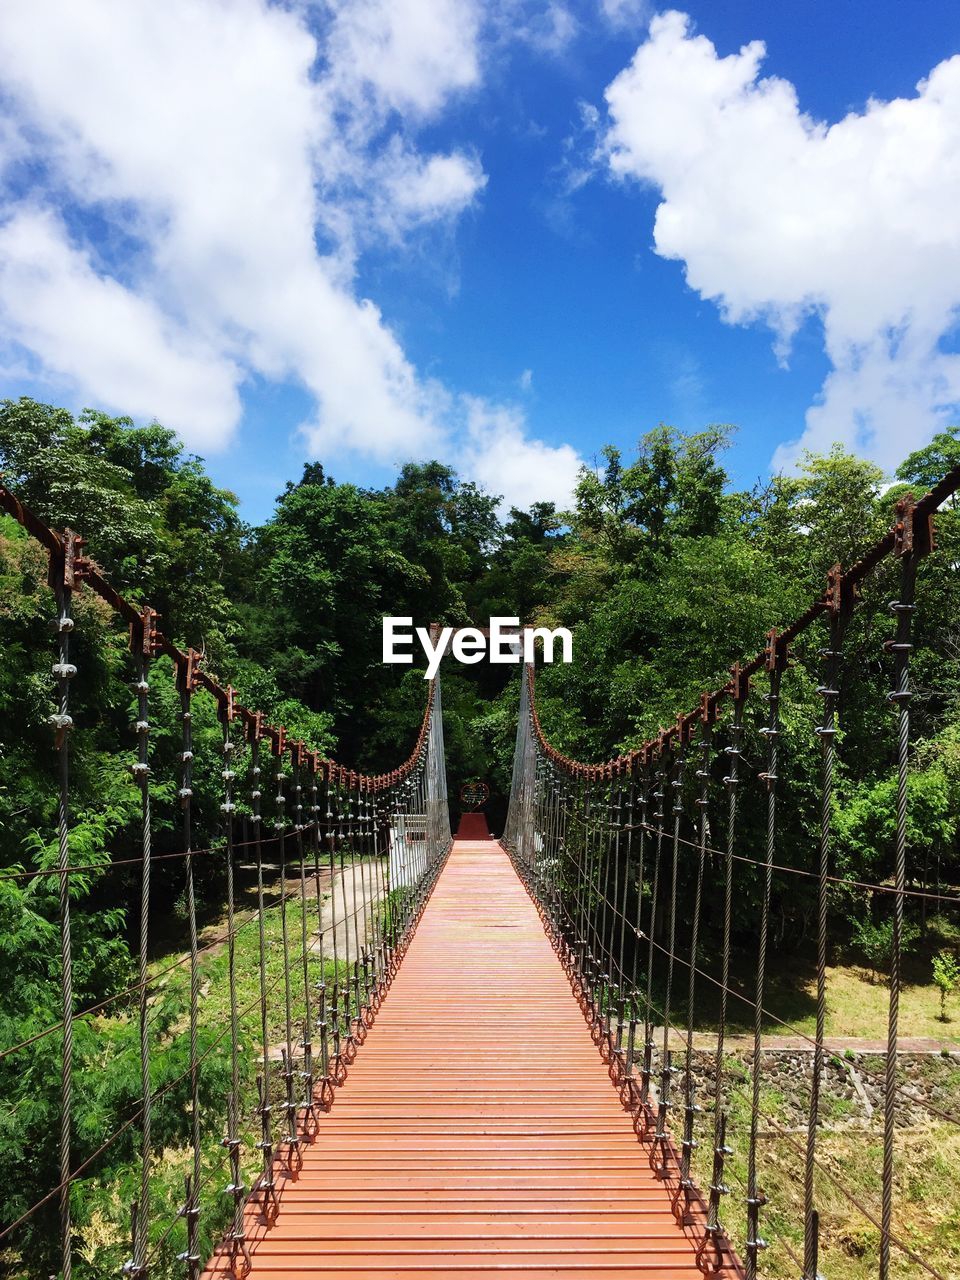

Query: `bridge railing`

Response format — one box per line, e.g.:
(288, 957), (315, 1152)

(0, 484), (451, 1279)
(505, 471), (960, 1280)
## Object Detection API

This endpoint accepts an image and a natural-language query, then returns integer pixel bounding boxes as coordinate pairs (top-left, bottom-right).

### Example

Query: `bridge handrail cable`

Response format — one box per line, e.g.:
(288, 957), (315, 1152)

(0, 481), (453, 1279)
(504, 462), (960, 1280)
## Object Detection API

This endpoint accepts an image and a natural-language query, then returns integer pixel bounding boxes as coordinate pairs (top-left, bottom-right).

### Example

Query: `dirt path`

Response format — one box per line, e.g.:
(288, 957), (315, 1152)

(198, 858), (386, 968)
(669, 1029), (959, 1054)
(309, 857), (387, 967)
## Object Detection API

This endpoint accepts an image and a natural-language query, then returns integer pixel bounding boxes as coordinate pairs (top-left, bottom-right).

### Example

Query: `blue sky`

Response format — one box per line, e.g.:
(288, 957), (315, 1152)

(1, 1), (959, 522)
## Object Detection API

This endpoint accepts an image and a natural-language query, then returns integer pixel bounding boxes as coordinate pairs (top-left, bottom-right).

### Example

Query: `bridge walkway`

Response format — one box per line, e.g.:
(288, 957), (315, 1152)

(207, 817), (720, 1278)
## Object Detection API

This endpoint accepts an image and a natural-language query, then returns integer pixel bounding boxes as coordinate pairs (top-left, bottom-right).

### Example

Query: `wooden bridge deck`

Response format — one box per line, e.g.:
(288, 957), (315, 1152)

(208, 823), (717, 1278)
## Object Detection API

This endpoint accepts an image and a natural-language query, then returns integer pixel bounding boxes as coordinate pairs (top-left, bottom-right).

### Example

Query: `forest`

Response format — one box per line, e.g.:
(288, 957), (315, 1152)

(1, 395), (959, 1275)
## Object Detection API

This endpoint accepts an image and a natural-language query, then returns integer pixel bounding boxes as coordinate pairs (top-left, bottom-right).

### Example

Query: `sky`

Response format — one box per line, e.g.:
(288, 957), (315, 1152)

(0, 1), (959, 523)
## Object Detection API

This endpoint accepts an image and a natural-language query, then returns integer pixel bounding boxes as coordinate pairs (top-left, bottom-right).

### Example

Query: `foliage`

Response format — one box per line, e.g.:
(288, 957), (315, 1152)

(0, 398), (247, 665)
(850, 917), (921, 983)
(933, 949), (960, 1020)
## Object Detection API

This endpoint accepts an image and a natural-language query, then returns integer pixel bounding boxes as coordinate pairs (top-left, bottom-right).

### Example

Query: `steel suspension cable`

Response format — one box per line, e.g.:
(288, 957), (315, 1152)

(628, 821), (960, 906)
(624, 764), (650, 1080)
(219, 687), (250, 1273)
(177, 658), (203, 1279)
(0, 936), (301, 1253)
(51, 533), (79, 1280)
(641, 766), (665, 1110)
(127, 609), (156, 1278)
(249, 718), (277, 1221)
(675, 716), (712, 1227)
(705, 676), (745, 1259)
(880, 527), (921, 1280)
(273, 741), (299, 1163)
(309, 766), (332, 1107)
(0, 823), (330, 886)
(803, 578), (848, 1279)
(745, 637), (785, 1279)
(653, 746), (686, 1180)
(546, 794), (960, 906)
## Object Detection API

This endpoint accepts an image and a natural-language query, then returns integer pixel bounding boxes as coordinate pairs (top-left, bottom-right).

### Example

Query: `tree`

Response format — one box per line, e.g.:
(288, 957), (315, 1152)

(476, 502), (564, 624)
(850, 917), (920, 984)
(932, 949), (960, 1021)
(792, 445), (887, 583)
(0, 398), (246, 663)
(896, 425), (960, 499)
(574, 425), (733, 562)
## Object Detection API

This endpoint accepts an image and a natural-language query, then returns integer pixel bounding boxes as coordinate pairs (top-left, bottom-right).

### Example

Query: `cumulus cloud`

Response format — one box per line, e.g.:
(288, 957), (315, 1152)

(601, 10), (960, 471)
(0, 0), (580, 500)
(459, 397), (582, 511)
(372, 142), (487, 241)
(321, 0), (482, 119)
(0, 208), (241, 447)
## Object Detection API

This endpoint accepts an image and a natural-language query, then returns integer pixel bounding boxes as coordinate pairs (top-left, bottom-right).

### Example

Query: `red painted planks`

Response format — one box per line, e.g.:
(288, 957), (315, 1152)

(203, 838), (729, 1279)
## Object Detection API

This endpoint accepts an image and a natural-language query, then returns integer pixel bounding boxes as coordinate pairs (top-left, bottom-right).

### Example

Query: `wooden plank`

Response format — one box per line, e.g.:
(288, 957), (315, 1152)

(202, 835), (734, 1280)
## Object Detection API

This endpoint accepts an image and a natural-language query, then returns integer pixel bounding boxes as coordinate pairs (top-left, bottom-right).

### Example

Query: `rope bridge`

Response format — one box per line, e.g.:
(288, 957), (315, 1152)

(1, 467), (959, 1279)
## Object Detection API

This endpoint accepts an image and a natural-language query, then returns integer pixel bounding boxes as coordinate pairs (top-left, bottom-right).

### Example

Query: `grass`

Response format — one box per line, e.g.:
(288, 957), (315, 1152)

(640, 915), (960, 1044)
(797, 962), (960, 1041)
(689, 1107), (960, 1280)
(686, 953), (960, 1043)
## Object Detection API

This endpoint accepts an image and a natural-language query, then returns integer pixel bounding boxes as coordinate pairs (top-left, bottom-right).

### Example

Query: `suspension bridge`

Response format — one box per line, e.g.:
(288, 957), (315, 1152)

(1, 468), (959, 1280)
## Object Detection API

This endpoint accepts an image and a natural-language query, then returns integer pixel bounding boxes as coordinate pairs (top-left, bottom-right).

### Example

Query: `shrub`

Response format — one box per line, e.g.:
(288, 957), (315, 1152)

(932, 950), (960, 1021)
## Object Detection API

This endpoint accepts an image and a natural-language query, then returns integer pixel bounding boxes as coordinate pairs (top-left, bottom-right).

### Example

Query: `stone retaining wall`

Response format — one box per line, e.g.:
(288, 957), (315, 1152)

(676, 1046), (960, 1128)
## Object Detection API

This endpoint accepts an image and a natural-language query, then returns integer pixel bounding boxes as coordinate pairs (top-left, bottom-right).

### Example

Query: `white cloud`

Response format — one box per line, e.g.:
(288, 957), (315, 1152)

(0, 208), (240, 447)
(519, 368), (534, 391)
(0, 0), (581, 502)
(321, 0), (482, 119)
(459, 396), (581, 511)
(601, 9), (960, 471)
(519, 4), (579, 56)
(374, 141), (487, 239)
(599, 0), (651, 32)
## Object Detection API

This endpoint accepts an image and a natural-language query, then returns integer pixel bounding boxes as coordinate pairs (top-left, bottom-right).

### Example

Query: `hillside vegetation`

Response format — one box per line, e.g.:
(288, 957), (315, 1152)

(1, 398), (959, 1275)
